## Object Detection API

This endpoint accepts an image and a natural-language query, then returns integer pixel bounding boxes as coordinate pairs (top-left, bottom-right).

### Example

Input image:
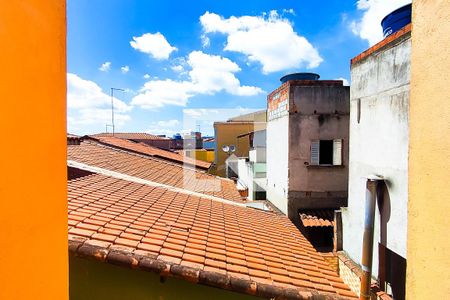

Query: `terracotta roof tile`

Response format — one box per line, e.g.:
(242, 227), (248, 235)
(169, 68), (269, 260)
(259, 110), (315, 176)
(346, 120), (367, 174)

(68, 173), (356, 299)
(67, 140), (243, 203)
(299, 210), (335, 227)
(88, 135), (211, 170)
(92, 132), (170, 140)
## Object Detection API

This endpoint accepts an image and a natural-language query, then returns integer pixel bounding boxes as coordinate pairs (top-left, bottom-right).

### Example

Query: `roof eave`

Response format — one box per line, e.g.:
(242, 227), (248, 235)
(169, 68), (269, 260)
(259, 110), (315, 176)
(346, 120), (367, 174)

(69, 237), (355, 300)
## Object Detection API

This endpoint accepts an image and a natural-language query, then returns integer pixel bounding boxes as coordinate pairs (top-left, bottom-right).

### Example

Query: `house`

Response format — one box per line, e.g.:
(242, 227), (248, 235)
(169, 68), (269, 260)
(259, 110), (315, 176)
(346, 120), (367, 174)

(68, 137), (238, 202)
(235, 129), (267, 201)
(92, 132), (174, 150)
(265, 73), (350, 252)
(88, 135), (211, 171)
(339, 5), (412, 299)
(213, 110), (267, 177)
(67, 135), (356, 299)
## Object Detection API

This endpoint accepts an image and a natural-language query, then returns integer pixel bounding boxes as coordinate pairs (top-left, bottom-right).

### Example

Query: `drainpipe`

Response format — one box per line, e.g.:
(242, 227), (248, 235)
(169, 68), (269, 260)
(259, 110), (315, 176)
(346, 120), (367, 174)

(360, 175), (383, 300)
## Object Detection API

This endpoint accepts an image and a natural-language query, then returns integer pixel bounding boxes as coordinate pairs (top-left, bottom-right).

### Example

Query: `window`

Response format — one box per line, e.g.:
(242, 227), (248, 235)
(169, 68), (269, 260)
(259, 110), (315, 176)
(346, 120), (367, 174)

(310, 139), (343, 166)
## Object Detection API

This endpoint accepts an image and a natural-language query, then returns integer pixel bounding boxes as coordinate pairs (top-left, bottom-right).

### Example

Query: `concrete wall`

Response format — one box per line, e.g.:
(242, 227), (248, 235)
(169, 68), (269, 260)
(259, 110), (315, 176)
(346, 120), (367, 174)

(342, 33), (411, 279)
(266, 116), (289, 213)
(407, 1), (450, 298)
(70, 257), (257, 300)
(288, 84), (349, 219)
(0, 2), (68, 299)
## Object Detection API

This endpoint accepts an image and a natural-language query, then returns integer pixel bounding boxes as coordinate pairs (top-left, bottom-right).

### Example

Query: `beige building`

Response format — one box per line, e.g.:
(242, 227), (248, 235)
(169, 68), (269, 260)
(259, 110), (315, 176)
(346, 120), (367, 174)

(407, 1), (450, 299)
(213, 110), (266, 177)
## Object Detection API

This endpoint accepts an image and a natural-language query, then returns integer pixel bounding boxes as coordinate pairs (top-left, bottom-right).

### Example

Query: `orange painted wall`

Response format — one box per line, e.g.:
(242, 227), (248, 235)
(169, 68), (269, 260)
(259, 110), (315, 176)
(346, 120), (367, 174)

(0, 1), (68, 299)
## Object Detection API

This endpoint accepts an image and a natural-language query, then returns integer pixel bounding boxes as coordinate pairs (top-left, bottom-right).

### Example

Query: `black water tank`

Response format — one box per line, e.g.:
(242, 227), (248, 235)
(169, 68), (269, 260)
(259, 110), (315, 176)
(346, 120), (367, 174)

(381, 4), (412, 38)
(280, 72), (320, 83)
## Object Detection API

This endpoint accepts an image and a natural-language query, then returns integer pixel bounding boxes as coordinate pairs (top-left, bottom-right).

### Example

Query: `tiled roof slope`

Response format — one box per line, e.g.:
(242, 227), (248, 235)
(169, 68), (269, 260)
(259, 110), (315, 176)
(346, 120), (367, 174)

(299, 210), (335, 227)
(92, 132), (170, 140)
(89, 135), (211, 170)
(68, 140), (243, 203)
(68, 173), (357, 299)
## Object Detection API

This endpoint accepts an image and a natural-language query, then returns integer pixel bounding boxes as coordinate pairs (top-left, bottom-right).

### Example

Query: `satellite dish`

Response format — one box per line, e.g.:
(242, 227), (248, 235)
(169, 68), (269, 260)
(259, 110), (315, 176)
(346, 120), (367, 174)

(229, 145), (236, 153)
(222, 145), (230, 153)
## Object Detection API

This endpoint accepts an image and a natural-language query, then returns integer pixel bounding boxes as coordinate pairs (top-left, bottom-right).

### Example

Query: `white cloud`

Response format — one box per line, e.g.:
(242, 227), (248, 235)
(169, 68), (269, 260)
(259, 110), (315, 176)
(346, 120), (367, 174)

(99, 61), (111, 72)
(130, 32), (177, 60)
(200, 11), (322, 73)
(201, 34), (210, 48)
(351, 0), (412, 46)
(282, 8), (296, 16)
(146, 119), (181, 137)
(171, 65), (184, 73)
(157, 119), (180, 127)
(121, 66), (130, 74)
(132, 79), (194, 109)
(336, 77), (350, 86)
(143, 74), (151, 79)
(131, 51), (264, 110)
(67, 73), (132, 133)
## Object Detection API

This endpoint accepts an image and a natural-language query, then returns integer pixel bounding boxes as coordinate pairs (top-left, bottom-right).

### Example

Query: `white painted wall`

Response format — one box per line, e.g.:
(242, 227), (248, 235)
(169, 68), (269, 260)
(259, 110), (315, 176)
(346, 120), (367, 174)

(342, 36), (411, 277)
(266, 116), (289, 213)
(237, 158), (249, 190)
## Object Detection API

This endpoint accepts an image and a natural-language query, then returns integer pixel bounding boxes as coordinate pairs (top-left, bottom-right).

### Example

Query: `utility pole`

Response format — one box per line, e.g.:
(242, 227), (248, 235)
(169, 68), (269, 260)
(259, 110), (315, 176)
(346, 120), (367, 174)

(110, 87), (125, 135)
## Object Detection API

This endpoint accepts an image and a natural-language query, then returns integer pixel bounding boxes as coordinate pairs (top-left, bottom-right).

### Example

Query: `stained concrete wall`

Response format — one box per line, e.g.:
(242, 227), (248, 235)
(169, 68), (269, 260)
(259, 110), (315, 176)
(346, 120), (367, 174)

(342, 32), (411, 279)
(287, 84), (349, 222)
(407, 1), (450, 298)
(266, 115), (289, 213)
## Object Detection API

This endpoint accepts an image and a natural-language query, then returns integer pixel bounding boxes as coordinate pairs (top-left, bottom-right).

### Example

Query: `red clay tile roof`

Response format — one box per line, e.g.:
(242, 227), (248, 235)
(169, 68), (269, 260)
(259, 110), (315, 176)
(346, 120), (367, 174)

(88, 135), (211, 170)
(299, 210), (335, 228)
(67, 140), (242, 203)
(92, 132), (170, 140)
(68, 173), (357, 299)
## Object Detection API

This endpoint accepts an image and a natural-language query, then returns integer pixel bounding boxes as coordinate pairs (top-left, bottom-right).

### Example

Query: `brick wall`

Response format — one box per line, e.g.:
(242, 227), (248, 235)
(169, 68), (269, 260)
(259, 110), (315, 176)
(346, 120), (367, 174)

(338, 256), (361, 296)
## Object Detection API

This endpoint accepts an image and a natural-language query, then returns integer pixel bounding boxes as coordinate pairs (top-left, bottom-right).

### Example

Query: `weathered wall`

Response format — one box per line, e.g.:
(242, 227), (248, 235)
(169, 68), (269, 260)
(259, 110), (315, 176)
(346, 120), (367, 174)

(407, 1), (450, 298)
(343, 33), (411, 279)
(288, 84), (349, 218)
(266, 116), (289, 213)
(0, 1), (68, 299)
(70, 256), (257, 300)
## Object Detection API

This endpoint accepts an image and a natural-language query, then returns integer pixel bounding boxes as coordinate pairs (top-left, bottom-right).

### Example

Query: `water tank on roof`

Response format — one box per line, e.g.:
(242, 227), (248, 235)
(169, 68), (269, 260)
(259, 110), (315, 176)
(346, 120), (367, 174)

(173, 133), (182, 140)
(280, 72), (320, 83)
(381, 4), (412, 38)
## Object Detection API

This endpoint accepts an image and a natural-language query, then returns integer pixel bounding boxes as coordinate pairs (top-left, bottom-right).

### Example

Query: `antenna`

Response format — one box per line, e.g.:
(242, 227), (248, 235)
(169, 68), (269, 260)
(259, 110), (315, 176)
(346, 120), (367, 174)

(109, 87), (125, 135)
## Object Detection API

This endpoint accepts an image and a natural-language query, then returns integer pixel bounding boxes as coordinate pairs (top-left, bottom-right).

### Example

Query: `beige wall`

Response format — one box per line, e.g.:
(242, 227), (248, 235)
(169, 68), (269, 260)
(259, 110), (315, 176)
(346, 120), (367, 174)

(407, 0), (450, 298)
(214, 122), (264, 177)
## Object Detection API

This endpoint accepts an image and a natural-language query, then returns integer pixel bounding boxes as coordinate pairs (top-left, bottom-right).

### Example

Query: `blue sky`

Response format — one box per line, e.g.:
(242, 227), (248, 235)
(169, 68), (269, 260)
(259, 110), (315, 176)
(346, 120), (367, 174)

(67, 0), (411, 136)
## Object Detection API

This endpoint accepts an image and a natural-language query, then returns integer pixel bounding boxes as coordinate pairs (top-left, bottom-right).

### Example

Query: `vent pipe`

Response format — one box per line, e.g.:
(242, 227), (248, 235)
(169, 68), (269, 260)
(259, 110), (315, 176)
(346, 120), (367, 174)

(360, 175), (383, 300)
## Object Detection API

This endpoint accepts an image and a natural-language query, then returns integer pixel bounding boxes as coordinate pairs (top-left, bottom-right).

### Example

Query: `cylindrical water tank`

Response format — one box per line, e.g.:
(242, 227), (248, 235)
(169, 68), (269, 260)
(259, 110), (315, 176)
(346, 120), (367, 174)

(280, 73), (320, 83)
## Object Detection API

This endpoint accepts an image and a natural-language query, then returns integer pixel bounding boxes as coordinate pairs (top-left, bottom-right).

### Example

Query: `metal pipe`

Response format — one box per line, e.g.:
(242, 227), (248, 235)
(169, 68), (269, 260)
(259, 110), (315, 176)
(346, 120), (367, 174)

(360, 175), (382, 300)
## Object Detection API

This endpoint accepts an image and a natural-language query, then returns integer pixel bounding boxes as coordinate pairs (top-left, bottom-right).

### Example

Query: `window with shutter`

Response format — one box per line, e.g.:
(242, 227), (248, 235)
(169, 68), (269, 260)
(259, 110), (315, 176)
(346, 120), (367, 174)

(333, 139), (343, 165)
(310, 140), (320, 165)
